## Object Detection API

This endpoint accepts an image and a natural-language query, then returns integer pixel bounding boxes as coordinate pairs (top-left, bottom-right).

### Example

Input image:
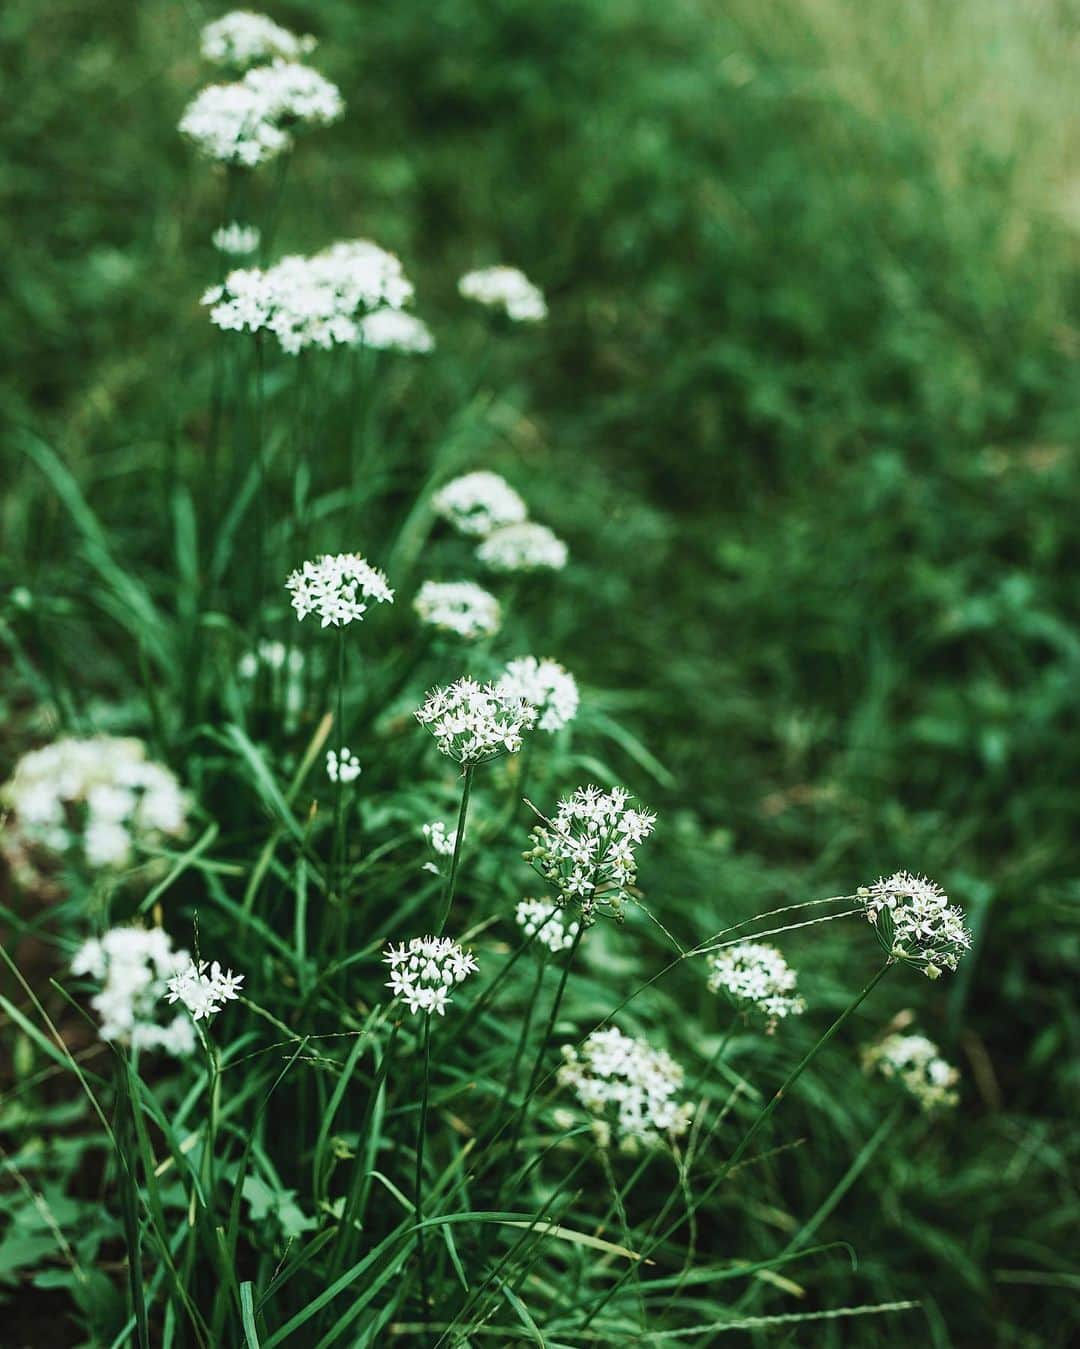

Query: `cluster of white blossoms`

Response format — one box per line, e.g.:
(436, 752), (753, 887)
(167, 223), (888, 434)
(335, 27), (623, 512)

(863, 1031), (960, 1112)
(476, 521), (568, 573)
(496, 656), (579, 733)
(383, 936), (478, 1016)
(458, 266), (548, 322)
(423, 820), (456, 857)
(180, 60), (343, 168)
(558, 1027), (692, 1151)
(706, 941), (806, 1031)
(237, 638), (304, 681)
(431, 471), (527, 538)
(71, 927), (196, 1057)
(415, 677), (537, 764)
(859, 872), (971, 979)
(524, 786), (655, 923)
(165, 959), (244, 1022)
(212, 221), (261, 256)
(413, 580), (501, 640)
(515, 898), (580, 954)
(203, 240), (414, 353)
(285, 552), (394, 627)
(356, 308), (434, 354)
(201, 10), (316, 68)
(326, 747), (361, 783)
(2, 736), (187, 870)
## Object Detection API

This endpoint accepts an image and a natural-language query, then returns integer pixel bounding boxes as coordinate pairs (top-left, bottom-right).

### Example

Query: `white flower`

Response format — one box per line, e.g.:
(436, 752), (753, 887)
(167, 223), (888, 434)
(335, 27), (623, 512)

(242, 60), (343, 125)
(201, 11), (317, 67)
(212, 221), (261, 256)
(415, 677), (537, 764)
(496, 656), (579, 733)
(524, 786), (655, 923)
(1, 737), (188, 871)
(860, 872), (971, 977)
(431, 471), (527, 538)
(356, 308), (434, 354)
(383, 935), (477, 1015)
(237, 639), (304, 679)
(515, 898), (580, 954)
(285, 552), (394, 627)
(863, 1030), (960, 1111)
(558, 1027), (692, 1151)
(326, 747), (362, 783)
(165, 959), (245, 1022)
(413, 580), (501, 640)
(203, 241), (413, 353)
(707, 942), (805, 1031)
(459, 266), (547, 322)
(476, 521), (568, 573)
(72, 926), (194, 1056)
(179, 80), (291, 167)
(423, 820), (456, 857)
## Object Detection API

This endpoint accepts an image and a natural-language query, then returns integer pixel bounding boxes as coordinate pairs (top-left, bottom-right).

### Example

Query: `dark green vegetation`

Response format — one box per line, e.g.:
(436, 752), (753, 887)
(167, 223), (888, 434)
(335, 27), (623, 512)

(2, 1), (1079, 1345)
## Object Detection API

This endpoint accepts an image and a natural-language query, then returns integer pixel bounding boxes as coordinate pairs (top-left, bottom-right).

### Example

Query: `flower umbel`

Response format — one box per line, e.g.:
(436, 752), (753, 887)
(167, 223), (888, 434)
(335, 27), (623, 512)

(383, 936), (478, 1015)
(706, 942), (806, 1032)
(476, 521), (568, 573)
(415, 677), (537, 764)
(213, 221), (261, 256)
(326, 748), (361, 783)
(286, 552), (394, 627)
(524, 785), (655, 923)
(356, 308), (434, 353)
(413, 580), (501, 640)
(558, 1026), (692, 1151)
(431, 471), (528, 538)
(860, 872), (971, 978)
(496, 656), (579, 733)
(863, 1030), (960, 1111)
(515, 898), (580, 954)
(72, 926), (195, 1056)
(165, 960), (244, 1022)
(458, 266), (547, 322)
(200, 10), (316, 68)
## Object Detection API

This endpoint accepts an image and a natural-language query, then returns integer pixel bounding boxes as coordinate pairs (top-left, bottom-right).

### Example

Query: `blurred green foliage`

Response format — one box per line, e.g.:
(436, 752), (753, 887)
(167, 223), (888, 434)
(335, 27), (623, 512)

(2, 1), (1079, 1345)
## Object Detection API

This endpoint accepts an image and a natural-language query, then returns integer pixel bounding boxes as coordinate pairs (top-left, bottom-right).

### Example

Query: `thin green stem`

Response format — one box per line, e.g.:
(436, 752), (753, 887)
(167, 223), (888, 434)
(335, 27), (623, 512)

(415, 1014), (433, 1326)
(436, 764), (473, 934)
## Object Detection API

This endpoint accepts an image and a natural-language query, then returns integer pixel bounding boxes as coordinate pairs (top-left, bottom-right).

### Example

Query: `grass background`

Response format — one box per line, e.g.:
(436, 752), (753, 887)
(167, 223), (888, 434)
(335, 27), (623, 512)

(2, 0), (1079, 1344)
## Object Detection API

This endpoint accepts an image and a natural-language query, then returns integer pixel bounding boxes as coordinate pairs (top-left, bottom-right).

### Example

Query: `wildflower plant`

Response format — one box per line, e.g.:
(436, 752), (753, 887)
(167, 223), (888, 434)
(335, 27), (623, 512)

(383, 935), (478, 1016)
(863, 1030), (961, 1111)
(515, 897), (580, 953)
(413, 579), (502, 640)
(164, 959), (245, 1022)
(285, 551), (394, 627)
(476, 520), (569, 572)
(707, 941), (806, 1031)
(524, 785), (656, 923)
(557, 1026), (693, 1151)
(72, 927), (196, 1057)
(859, 871), (971, 978)
(497, 655), (579, 732)
(200, 10), (316, 68)
(431, 470), (528, 537)
(415, 676), (536, 765)
(459, 265), (548, 322)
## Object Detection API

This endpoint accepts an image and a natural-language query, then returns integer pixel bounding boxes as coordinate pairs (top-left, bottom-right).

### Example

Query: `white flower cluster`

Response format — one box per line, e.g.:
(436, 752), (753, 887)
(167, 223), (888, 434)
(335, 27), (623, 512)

(72, 927), (196, 1057)
(496, 656), (579, 733)
(706, 942), (806, 1031)
(201, 10), (316, 68)
(476, 521), (568, 573)
(459, 266), (547, 322)
(179, 61), (342, 168)
(2, 736), (187, 870)
(285, 552), (394, 627)
(415, 677), (537, 764)
(515, 898), (580, 954)
(863, 1031), (960, 1112)
(383, 936), (478, 1015)
(524, 786), (655, 923)
(356, 308), (434, 354)
(165, 959), (245, 1022)
(413, 580), (501, 640)
(860, 872), (971, 978)
(326, 747), (361, 783)
(558, 1027), (692, 1151)
(203, 241), (414, 353)
(237, 638), (304, 681)
(431, 471), (527, 538)
(212, 221), (261, 256)
(423, 820), (456, 856)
